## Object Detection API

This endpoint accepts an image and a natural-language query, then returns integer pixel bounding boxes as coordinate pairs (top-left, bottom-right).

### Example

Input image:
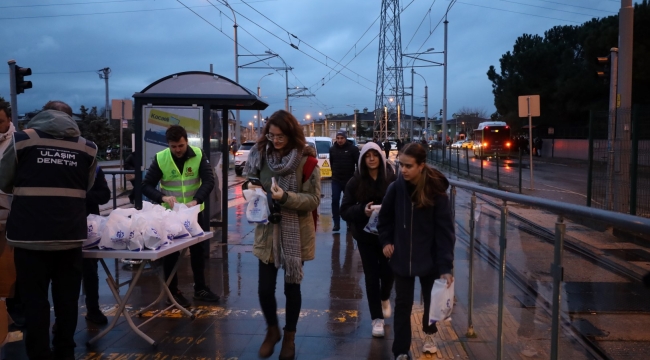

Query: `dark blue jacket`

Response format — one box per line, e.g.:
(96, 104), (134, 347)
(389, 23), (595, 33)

(377, 172), (455, 277)
(329, 141), (359, 183)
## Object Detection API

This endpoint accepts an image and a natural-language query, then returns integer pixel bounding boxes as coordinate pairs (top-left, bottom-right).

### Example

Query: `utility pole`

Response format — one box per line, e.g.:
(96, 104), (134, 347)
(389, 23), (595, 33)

(411, 68), (415, 141)
(606, 48), (619, 211)
(443, 17), (449, 155)
(98, 67), (111, 120)
(617, 0), (634, 213)
(424, 85), (428, 140)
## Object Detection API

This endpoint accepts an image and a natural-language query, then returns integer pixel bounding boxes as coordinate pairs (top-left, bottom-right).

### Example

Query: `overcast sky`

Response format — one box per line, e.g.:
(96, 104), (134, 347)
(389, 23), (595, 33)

(0, 0), (628, 123)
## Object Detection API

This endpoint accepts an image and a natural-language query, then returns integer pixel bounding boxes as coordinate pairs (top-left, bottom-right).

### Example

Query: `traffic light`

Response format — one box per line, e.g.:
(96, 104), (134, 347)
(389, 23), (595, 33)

(596, 56), (610, 84)
(14, 65), (32, 94)
(439, 109), (443, 116)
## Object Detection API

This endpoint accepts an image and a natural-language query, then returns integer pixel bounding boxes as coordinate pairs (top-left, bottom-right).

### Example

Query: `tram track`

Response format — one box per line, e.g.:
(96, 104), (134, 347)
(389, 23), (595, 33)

(450, 190), (649, 360)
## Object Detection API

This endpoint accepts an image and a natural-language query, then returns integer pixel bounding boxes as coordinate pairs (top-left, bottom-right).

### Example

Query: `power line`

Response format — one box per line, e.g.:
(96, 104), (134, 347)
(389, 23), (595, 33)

(455, 1), (581, 24)
(526, 0), (615, 13)
(405, 0), (457, 68)
(212, 0), (375, 92)
(0, 4), (213, 19)
(495, 0), (607, 17)
(404, 0), (437, 51)
(237, 0), (375, 87)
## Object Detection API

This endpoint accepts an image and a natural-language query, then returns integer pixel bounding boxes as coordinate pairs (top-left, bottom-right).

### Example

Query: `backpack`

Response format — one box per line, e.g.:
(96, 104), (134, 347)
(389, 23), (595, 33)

(302, 155), (319, 231)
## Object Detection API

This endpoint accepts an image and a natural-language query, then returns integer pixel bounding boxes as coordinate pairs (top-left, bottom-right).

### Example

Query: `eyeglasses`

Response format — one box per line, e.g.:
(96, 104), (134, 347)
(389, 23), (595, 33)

(265, 133), (286, 142)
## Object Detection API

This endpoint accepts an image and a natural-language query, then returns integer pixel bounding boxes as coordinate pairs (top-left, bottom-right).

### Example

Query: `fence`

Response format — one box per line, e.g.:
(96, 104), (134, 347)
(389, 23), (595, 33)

(588, 107), (650, 216)
(427, 147), (526, 193)
(448, 178), (650, 360)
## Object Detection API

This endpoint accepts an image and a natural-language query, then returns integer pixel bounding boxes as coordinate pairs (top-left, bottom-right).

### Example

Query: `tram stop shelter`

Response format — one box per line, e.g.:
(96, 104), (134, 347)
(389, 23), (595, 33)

(131, 71), (268, 244)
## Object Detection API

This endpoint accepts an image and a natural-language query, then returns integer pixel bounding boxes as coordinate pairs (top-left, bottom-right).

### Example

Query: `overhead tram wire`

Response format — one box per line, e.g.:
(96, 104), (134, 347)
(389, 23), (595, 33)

(404, 0), (437, 52)
(204, 0), (375, 93)
(309, 0), (419, 93)
(405, 0), (457, 68)
(236, 0), (376, 86)
(175, 0), (296, 89)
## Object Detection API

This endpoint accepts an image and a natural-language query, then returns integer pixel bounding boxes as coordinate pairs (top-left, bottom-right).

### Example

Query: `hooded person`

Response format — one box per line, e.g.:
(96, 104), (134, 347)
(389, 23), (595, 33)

(0, 102), (15, 163)
(0, 101), (98, 360)
(377, 142), (455, 359)
(340, 142), (396, 338)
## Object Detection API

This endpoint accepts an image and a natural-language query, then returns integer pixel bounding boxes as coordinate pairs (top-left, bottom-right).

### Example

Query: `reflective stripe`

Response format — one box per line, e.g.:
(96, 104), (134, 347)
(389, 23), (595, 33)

(161, 189), (184, 197)
(14, 137), (96, 155)
(184, 189), (198, 197)
(161, 178), (200, 188)
(14, 187), (86, 198)
(161, 180), (183, 187)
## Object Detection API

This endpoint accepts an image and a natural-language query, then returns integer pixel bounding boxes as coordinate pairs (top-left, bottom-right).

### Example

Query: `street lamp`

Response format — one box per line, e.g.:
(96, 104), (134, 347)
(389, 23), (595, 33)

(249, 121), (254, 139)
(264, 50), (290, 112)
(403, 48), (437, 141)
(257, 72), (273, 132)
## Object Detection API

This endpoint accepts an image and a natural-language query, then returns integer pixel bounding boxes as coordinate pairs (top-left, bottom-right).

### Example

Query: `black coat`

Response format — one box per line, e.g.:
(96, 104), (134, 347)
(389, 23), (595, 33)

(377, 173), (455, 277)
(340, 166), (396, 243)
(329, 141), (360, 183)
(86, 167), (111, 216)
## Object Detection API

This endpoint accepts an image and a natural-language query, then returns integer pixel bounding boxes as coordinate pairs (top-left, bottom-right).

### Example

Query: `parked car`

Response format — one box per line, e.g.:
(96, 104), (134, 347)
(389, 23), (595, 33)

(450, 140), (464, 149)
(234, 141), (256, 176)
(428, 140), (443, 149)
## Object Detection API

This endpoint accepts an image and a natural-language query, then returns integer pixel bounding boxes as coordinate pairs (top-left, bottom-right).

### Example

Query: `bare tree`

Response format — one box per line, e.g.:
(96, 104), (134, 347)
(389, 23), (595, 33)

(455, 106), (489, 119)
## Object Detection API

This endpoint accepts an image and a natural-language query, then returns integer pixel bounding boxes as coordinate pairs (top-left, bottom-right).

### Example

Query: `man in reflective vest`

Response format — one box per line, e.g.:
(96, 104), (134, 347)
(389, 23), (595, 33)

(0, 101), (98, 360)
(142, 125), (217, 307)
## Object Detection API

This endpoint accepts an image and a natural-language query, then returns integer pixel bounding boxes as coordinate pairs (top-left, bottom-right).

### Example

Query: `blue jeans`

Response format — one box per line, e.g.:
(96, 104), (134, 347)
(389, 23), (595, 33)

(331, 180), (346, 225)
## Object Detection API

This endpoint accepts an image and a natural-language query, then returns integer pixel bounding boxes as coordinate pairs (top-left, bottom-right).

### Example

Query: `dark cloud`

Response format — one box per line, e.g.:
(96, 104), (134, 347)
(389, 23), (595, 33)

(1, 0), (621, 121)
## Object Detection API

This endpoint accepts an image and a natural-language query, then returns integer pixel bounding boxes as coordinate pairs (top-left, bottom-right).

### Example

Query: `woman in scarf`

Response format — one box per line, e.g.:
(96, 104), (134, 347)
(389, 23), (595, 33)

(378, 143), (455, 360)
(244, 110), (321, 360)
(340, 142), (396, 338)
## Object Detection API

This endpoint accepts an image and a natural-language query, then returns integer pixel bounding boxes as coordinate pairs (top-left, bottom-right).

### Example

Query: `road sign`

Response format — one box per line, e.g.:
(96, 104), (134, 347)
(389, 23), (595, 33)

(111, 99), (133, 120)
(518, 95), (540, 117)
(122, 119), (128, 129)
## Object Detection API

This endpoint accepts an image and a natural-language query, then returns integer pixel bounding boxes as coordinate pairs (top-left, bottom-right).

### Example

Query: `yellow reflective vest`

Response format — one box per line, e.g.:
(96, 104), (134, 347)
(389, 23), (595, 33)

(157, 146), (204, 211)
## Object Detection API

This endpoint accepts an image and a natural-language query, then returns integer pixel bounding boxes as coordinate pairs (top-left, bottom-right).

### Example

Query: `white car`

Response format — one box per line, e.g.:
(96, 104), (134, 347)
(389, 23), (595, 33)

(234, 141), (256, 176)
(305, 136), (333, 178)
(450, 140), (464, 149)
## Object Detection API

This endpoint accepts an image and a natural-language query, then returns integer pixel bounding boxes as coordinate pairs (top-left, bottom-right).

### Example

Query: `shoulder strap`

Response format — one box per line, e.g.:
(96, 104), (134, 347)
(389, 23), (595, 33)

(302, 155), (319, 231)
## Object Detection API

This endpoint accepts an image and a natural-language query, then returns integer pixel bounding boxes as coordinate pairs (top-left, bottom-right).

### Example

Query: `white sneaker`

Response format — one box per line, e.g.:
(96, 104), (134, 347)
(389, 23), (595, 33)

(422, 334), (438, 354)
(396, 355), (410, 360)
(371, 318), (385, 337)
(382, 299), (392, 318)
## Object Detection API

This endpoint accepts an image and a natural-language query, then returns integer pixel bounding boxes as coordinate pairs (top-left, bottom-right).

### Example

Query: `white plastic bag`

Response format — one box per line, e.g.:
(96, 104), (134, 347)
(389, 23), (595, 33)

(363, 205), (382, 234)
(85, 214), (107, 249)
(99, 212), (132, 250)
(174, 203), (204, 237)
(429, 279), (454, 324)
(163, 210), (190, 240)
(245, 188), (269, 224)
(131, 212), (167, 250)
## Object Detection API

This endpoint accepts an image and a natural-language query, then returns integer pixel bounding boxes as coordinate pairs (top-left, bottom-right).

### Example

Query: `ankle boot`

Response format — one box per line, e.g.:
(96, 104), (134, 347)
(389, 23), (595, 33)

(258, 325), (281, 358)
(278, 330), (296, 360)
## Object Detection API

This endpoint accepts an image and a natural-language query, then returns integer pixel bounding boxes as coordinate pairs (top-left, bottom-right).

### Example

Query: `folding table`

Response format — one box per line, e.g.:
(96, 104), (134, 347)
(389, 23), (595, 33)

(83, 232), (213, 347)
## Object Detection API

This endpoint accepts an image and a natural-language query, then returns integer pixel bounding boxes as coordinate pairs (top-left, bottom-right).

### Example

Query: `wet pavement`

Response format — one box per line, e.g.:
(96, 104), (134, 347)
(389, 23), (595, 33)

(5, 164), (650, 359)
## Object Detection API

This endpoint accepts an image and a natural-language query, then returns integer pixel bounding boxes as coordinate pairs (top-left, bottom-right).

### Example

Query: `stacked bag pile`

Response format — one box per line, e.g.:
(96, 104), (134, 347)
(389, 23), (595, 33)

(85, 202), (204, 251)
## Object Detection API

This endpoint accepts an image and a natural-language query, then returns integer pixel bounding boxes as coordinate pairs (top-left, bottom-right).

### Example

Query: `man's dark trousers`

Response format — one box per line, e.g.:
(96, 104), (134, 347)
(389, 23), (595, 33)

(14, 247), (83, 360)
(331, 180), (346, 227)
(163, 242), (206, 292)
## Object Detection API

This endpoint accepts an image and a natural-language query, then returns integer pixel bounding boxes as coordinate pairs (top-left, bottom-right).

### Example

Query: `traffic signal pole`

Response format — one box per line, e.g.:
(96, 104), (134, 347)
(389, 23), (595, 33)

(7, 60), (18, 127)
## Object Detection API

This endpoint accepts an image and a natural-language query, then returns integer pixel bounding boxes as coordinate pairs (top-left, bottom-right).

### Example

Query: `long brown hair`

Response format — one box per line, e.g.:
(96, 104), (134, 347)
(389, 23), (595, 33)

(256, 110), (306, 153)
(401, 143), (448, 208)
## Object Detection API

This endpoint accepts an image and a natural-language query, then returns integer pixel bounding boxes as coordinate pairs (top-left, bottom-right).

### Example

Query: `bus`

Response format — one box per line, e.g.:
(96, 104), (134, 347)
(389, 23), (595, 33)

(471, 121), (512, 158)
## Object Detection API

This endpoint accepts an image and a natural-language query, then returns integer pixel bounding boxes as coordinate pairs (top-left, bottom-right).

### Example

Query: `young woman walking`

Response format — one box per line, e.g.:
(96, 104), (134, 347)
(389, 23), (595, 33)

(340, 142), (396, 337)
(243, 110), (321, 360)
(377, 143), (455, 360)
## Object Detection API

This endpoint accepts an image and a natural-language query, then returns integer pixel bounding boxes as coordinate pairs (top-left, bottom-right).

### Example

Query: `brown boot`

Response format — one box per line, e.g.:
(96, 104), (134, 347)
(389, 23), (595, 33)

(278, 330), (296, 360)
(258, 325), (282, 358)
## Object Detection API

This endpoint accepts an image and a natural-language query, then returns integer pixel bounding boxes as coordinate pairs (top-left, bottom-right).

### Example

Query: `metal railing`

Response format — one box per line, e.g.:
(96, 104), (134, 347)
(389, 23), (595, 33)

(447, 178), (650, 360)
(103, 170), (135, 210)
